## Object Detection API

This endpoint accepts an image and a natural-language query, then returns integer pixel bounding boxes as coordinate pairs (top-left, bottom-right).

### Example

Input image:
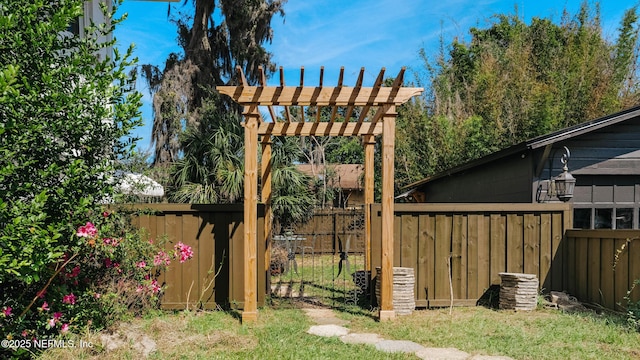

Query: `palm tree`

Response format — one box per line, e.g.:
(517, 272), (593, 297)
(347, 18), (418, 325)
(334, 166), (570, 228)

(170, 102), (244, 203)
(270, 136), (316, 230)
(170, 101), (316, 230)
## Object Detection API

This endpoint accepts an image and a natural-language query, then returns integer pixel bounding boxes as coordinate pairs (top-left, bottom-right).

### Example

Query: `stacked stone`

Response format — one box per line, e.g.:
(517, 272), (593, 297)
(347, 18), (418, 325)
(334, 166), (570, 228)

(498, 272), (539, 311)
(375, 267), (415, 315)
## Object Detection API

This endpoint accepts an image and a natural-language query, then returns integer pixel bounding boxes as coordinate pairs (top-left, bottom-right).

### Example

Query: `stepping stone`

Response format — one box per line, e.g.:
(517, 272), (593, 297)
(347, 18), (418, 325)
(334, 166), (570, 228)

(302, 308), (349, 326)
(375, 339), (426, 353)
(307, 324), (349, 337)
(340, 333), (385, 345)
(415, 347), (470, 360)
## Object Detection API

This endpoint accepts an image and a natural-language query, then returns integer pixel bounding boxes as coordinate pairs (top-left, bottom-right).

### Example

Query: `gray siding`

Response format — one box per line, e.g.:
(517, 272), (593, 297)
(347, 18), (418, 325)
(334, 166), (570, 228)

(422, 152), (532, 203)
(552, 118), (640, 176)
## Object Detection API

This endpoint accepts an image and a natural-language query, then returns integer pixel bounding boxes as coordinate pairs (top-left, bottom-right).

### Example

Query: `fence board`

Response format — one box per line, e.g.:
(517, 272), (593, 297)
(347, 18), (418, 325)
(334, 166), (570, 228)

(164, 214), (182, 307)
(422, 214), (435, 303)
(575, 238), (589, 300)
(614, 238), (629, 312)
(490, 214), (506, 285)
(523, 213), (539, 277)
(587, 237), (600, 304)
(477, 215), (491, 297)
(467, 214), (479, 299)
(507, 214), (524, 273)
(600, 238), (615, 309)
(182, 213), (200, 307)
(434, 214), (452, 301)
(630, 239), (640, 303)
(551, 212), (564, 291)
(539, 213), (552, 292)
(199, 211), (216, 309)
(401, 213), (417, 305)
(452, 214), (465, 299)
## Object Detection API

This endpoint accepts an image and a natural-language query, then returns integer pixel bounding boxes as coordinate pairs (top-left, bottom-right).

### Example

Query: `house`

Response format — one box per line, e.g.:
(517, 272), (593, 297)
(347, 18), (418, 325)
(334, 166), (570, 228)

(297, 164), (364, 208)
(401, 105), (640, 229)
(67, 1), (112, 60)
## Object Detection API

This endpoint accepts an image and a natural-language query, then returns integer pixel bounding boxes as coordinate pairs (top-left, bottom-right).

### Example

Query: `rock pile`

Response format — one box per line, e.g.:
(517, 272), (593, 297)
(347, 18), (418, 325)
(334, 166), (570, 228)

(498, 272), (539, 311)
(375, 267), (415, 315)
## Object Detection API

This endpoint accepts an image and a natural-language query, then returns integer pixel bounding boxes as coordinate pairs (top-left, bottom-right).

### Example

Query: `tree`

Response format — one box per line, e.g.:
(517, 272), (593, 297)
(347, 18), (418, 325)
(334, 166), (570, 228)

(0, 0), (143, 346)
(143, 0), (286, 165)
(410, 2), (640, 181)
(170, 97), (245, 203)
(0, 0), (142, 285)
(169, 99), (315, 230)
(270, 136), (316, 230)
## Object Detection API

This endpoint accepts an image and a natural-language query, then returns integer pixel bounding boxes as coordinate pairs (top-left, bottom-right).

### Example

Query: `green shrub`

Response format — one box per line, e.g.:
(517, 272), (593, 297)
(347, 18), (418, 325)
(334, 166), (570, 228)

(0, 209), (194, 358)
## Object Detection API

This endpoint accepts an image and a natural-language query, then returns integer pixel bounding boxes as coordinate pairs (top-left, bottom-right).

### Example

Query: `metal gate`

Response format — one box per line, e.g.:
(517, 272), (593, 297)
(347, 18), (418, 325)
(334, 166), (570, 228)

(269, 208), (370, 308)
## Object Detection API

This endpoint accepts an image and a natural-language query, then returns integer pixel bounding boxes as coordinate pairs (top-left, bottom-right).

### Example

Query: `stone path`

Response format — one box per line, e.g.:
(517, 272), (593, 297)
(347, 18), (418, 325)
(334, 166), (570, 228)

(303, 308), (514, 360)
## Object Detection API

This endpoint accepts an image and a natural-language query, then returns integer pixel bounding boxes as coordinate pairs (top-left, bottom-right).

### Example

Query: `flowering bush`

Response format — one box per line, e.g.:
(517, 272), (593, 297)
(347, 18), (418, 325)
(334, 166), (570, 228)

(0, 209), (194, 358)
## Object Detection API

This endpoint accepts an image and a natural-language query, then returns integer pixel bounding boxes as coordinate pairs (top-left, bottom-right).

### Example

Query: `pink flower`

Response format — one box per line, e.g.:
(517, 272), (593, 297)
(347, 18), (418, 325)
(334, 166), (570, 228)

(104, 258), (113, 268)
(102, 211), (110, 217)
(153, 251), (171, 266)
(148, 238), (154, 244)
(174, 242), (194, 263)
(150, 279), (161, 294)
(103, 237), (112, 245)
(40, 302), (49, 311)
(21, 330), (28, 337)
(53, 312), (62, 320)
(136, 261), (147, 268)
(76, 222), (97, 238)
(136, 285), (144, 293)
(48, 318), (56, 327)
(62, 293), (76, 305)
(66, 265), (80, 278)
(60, 323), (69, 333)
(94, 292), (101, 299)
(2, 306), (12, 317)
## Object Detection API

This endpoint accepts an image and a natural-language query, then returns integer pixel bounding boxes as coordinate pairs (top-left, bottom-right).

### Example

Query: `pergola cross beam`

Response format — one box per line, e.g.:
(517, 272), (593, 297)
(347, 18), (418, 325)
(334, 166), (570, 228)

(218, 66), (423, 323)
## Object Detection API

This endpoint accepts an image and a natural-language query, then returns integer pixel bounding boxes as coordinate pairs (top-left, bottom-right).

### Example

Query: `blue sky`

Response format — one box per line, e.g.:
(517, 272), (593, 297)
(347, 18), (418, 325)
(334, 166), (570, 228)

(114, 0), (639, 151)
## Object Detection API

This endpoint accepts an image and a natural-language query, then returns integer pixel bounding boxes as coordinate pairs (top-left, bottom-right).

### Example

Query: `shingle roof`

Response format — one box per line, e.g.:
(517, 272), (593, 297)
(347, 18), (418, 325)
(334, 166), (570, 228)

(297, 164), (363, 190)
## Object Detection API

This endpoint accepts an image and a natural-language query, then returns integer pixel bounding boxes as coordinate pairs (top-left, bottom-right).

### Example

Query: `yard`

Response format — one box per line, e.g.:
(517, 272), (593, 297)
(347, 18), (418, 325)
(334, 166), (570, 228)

(39, 304), (640, 359)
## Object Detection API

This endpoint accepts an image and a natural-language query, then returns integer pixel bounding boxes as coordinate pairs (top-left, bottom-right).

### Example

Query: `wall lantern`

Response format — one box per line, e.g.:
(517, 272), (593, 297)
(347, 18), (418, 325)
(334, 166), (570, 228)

(536, 146), (576, 202)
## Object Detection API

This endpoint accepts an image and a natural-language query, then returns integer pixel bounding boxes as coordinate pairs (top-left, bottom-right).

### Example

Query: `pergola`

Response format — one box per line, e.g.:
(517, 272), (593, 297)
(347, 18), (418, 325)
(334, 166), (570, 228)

(218, 66), (423, 322)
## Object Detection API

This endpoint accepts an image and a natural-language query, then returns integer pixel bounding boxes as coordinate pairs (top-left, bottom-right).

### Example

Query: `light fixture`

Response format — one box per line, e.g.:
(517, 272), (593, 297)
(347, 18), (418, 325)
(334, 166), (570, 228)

(536, 146), (576, 202)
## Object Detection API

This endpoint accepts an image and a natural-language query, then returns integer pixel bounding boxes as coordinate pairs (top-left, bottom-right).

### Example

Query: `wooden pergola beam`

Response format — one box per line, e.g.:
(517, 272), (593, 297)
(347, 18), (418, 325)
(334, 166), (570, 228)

(242, 109), (259, 323)
(258, 121), (382, 137)
(220, 67), (423, 323)
(217, 85), (422, 107)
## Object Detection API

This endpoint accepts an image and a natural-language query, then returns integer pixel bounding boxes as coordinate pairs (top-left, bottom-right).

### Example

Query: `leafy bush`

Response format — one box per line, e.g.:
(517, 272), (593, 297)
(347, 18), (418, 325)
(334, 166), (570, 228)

(624, 279), (640, 331)
(0, 0), (179, 358)
(0, 209), (194, 358)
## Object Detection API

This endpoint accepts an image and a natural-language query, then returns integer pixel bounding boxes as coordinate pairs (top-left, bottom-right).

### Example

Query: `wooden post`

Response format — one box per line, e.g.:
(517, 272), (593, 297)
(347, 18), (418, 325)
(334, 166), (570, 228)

(243, 111), (259, 323)
(363, 135), (375, 271)
(379, 106), (396, 321)
(261, 136), (272, 292)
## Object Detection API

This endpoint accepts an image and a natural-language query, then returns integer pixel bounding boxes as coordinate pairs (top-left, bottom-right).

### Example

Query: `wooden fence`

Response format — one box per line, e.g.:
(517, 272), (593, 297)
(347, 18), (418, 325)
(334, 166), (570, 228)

(565, 230), (640, 311)
(370, 203), (572, 307)
(124, 204), (265, 310)
(288, 208), (365, 253)
(120, 203), (640, 312)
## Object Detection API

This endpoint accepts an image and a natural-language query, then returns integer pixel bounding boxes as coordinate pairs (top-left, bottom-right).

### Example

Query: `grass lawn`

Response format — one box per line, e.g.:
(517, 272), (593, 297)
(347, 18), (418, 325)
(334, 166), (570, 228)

(38, 303), (640, 360)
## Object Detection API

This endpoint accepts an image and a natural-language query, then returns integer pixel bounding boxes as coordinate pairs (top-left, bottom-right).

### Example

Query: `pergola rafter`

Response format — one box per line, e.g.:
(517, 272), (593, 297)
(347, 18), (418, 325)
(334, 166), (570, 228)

(217, 66), (423, 323)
